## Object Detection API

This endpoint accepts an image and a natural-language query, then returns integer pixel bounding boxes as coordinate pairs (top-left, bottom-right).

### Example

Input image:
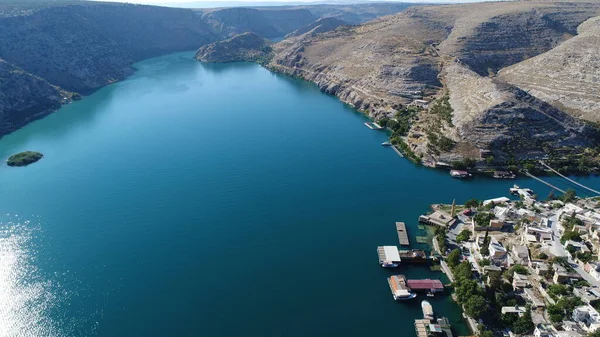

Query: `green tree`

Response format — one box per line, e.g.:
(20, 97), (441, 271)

(456, 229), (472, 243)
(561, 189), (577, 203)
(465, 198), (480, 208)
(512, 308), (534, 334)
(474, 212), (495, 227)
(464, 295), (488, 319)
(447, 248), (461, 268)
(561, 231), (582, 244)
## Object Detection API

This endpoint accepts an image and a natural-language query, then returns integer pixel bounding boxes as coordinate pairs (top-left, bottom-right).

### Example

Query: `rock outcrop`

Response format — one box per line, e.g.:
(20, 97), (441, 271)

(195, 32), (272, 63)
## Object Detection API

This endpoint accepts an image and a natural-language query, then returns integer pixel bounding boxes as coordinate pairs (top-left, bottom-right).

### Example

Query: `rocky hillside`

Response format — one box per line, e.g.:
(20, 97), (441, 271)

(285, 17), (347, 38)
(499, 16), (600, 123)
(266, 1), (600, 165)
(195, 32), (272, 63)
(0, 60), (69, 136)
(199, 7), (316, 38)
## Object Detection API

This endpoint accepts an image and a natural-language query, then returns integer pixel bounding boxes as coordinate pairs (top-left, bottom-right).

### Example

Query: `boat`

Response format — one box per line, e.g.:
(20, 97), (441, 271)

(421, 300), (434, 319)
(381, 260), (399, 268)
(395, 292), (417, 301)
(381, 141), (392, 147)
(450, 170), (470, 178)
(427, 292), (435, 297)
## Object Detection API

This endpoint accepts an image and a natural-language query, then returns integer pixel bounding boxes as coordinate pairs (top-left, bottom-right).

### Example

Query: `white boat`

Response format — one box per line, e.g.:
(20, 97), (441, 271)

(394, 291), (417, 301)
(427, 293), (435, 297)
(421, 300), (434, 319)
(381, 141), (392, 147)
(381, 260), (399, 268)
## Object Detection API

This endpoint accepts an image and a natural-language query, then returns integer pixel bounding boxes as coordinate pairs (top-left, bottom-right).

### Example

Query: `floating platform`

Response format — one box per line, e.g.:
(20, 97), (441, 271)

(396, 222), (410, 246)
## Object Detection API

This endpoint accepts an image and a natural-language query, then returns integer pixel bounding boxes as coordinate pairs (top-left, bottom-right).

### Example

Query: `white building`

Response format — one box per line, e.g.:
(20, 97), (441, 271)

(524, 225), (553, 242)
(572, 305), (600, 332)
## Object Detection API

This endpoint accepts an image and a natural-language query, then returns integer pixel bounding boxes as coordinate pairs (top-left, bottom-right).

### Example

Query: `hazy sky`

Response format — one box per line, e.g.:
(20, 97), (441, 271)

(93, 0), (466, 5)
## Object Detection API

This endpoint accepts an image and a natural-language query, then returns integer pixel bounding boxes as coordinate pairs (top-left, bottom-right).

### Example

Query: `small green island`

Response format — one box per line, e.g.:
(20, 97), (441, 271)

(7, 151), (44, 167)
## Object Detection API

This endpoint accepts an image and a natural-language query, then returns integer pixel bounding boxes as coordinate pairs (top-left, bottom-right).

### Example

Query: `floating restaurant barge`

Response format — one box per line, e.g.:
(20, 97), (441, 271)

(377, 246), (401, 268)
(387, 275), (444, 300)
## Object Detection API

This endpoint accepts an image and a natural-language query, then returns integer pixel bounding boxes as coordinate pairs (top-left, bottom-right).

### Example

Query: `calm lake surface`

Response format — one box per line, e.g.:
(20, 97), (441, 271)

(2, 52), (600, 337)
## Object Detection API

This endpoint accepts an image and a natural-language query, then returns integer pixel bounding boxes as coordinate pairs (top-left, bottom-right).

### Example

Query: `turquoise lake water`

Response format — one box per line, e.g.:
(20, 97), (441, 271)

(2, 52), (600, 337)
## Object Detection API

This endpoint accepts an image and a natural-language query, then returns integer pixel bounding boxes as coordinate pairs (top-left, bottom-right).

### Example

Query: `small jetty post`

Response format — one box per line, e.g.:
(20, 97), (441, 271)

(396, 222), (410, 246)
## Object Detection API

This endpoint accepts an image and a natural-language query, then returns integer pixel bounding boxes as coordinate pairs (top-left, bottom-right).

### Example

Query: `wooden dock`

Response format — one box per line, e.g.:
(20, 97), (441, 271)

(396, 222), (410, 246)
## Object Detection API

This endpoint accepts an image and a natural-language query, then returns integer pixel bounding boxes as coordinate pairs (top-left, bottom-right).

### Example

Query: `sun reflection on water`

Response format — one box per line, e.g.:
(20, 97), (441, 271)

(0, 215), (62, 337)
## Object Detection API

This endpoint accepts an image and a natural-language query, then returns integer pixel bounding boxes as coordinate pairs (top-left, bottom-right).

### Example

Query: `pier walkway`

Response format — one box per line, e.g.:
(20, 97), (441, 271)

(524, 171), (566, 194)
(540, 161), (600, 196)
(396, 222), (410, 246)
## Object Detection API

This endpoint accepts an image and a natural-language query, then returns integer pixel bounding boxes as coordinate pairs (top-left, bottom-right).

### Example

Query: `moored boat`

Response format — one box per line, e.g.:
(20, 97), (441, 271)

(449, 170), (470, 178)
(381, 141), (392, 147)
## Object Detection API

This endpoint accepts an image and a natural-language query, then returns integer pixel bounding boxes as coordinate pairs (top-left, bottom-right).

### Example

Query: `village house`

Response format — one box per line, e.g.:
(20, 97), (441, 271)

(502, 306), (527, 316)
(512, 273), (531, 290)
(573, 287), (600, 304)
(584, 262), (600, 282)
(530, 260), (551, 276)
(572, 305), (600, 332)
(523, 225), (553, 243)
(553, 264), (584, 284)
(473, 218), (505, 231)
(512, 245), (530, 265)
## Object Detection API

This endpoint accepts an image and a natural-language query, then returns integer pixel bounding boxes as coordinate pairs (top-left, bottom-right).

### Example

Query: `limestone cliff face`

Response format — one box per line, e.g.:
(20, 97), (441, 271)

(195, 32), (272, 63)
(499, 16), (600, 123)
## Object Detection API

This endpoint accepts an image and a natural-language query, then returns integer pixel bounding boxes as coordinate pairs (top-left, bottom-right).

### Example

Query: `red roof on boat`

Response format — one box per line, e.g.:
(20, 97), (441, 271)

(406, 279), (444, 290)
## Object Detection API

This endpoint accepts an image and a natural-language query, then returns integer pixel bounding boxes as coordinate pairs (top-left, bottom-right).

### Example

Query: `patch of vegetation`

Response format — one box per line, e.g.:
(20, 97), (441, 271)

(390, 136), (421, 164)
(561, 230), (582, 244)
(548, 297), (583, 323)
(429, 94), (453, 127)
(464, 198), (479, 208)
(474, 212), (495, 228)
(452, 158), (477, 170)
(7, 151), (43, 166)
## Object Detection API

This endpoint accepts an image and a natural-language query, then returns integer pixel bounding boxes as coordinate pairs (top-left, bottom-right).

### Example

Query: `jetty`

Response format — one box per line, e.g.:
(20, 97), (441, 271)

(364, 122), (384, 130)
(392, 145), (404, 158)
(396, 222), (410, 246)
